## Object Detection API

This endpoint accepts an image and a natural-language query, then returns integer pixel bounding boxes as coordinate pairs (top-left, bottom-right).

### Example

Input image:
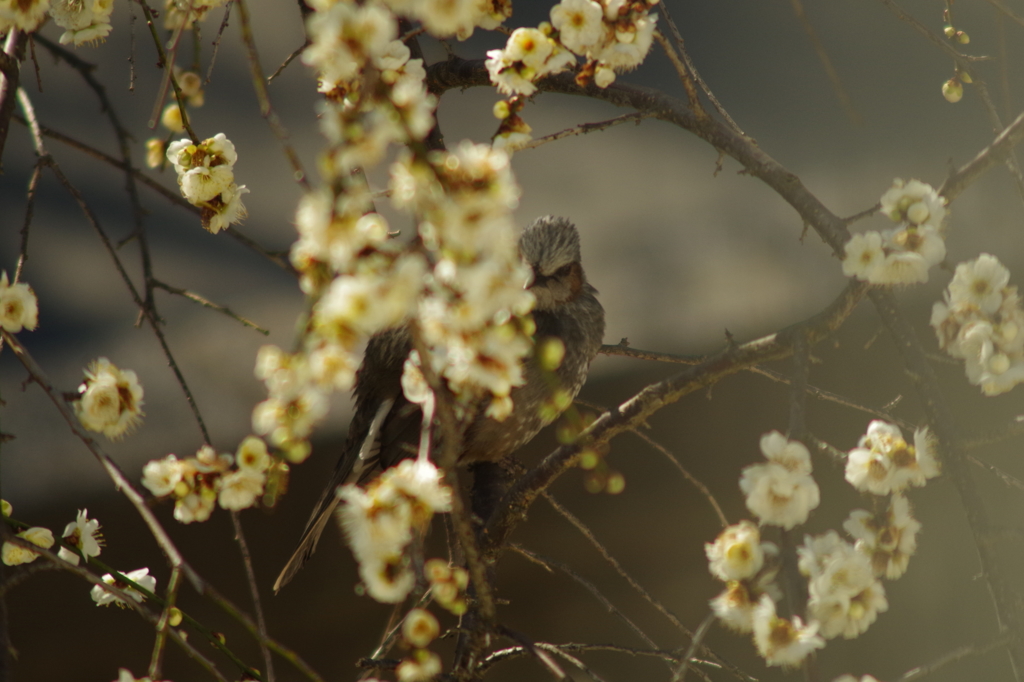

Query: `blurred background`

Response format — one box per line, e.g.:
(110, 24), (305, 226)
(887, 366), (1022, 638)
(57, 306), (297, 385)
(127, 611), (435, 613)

(4, 0), (1024, 680)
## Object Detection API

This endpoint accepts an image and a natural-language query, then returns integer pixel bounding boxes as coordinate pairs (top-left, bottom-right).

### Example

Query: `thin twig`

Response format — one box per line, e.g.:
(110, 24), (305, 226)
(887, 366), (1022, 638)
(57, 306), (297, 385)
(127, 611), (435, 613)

(41, 155), (213, 444)
(230, 512), (275, 682)
(658, 6), (742, 133)
(670, 613), (716, 682)
(877, 0), (990, 66)
(267, 41), (308, 84)
(897, 632), (1014, 681)
(482, 642), (684, 670)
(148, 566), (182, 680)
(518, 111), (651, 151)
(984, 0), (1024, 31)
(498, 628), (568, 680)
(788, 0), (861, 125)
(205, 2), (234, 85)
(152, 280), (270, 334)
(939, 107), (1024, 204)
(0, 29), (27, 170)
(506, 545), (665, 665)
(625, 428), (729, 528)
(541, 493), (703, 642)
(652, 31), (704, 121)
(14, 160), (42, 283)
(135, 0), (197, 140)
(235, 0), (310, 188)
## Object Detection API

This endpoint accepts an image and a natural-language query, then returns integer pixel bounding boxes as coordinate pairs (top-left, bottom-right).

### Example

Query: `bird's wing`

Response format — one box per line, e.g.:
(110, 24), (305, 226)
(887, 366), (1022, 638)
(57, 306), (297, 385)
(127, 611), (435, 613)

(272, 395), (395, 593)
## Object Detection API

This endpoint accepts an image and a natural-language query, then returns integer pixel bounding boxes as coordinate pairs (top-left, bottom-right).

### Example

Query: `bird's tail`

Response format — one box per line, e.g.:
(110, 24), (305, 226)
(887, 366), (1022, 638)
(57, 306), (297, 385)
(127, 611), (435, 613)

(273, 396), (395, 593)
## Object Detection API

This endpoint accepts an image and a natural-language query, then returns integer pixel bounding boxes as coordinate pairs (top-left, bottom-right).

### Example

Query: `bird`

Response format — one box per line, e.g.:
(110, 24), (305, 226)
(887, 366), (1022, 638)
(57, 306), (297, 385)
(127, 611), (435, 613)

(273, 216), (605, 592)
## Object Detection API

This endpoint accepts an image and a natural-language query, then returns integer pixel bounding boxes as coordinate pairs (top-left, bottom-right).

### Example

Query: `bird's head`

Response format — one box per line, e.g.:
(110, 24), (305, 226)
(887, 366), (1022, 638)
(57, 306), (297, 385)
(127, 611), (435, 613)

(519, 216), (587, 311)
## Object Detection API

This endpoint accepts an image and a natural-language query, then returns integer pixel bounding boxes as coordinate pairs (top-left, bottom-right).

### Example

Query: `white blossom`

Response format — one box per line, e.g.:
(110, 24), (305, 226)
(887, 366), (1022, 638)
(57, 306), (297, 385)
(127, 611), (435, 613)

(74, 358), (145, 440)
(173, 486), (217, 524)
(844, 494), (921, 579)
(91, 567), (156, 607)
(759, 430), (812, 475)
(551, 0), (606, 54)
(218, 470), (265, 511)
(751, 594), (825, 667)
(0, 271), (39, 333)
(1, 527), (54, 566)
(845, 421), (939, 495)
(142, 454), (184, 498)
(50, 0), (114, 45)
(740, 462), (819, 529)
(0, 0), (49, 31)
(58, 509), (103, 565)
(948, 253), (1011, 315)
(705, 520), (767, 582)
(879, 178), (947, 229)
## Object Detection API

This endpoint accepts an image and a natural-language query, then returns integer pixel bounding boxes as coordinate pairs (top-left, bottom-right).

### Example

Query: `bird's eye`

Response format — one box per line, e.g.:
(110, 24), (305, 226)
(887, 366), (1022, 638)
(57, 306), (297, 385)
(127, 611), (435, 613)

(555, 263), (574, 278)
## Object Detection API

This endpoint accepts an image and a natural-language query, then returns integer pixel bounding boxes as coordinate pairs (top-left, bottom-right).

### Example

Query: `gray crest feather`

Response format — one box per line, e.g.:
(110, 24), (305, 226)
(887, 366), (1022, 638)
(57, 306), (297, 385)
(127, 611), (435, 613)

(519, 216), (582, 276)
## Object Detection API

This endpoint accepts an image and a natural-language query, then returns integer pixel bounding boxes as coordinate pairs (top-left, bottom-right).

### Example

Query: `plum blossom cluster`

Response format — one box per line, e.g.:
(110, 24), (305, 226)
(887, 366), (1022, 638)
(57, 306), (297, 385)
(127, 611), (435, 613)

(1, 508), (104, 568)
(251, 345), (334, 463)
(842, 421), (931, 581)
(258, 0), (537, 463)
(147, 68), (206, 167)
(166, 133), (248, 234)
(0, 0), (112, 44)
(253, 0), (436, 455)
(302, 0), (435, 168)
(485, 0), (657, 149)
(49, 0), (114, 46)
(842, 179), (947, 285)
(844, 493), (921, 580)
(141, 437), (272, 523)
(91, 567), (157, 607)
(705, 522), (785, 637)
(391, 142), (534, 420)
(552, 0), (658, 87)
(0, 271), (38, 333)
(74, 358), (144, 440)
(779, 419), (933, 650)
(337, 458), (452, 603)
(931, 253), (1024, 395)
(486, 0), (658, 99)
(485, 26), (577, 97)
(709, 423), (937, 666)
(397, 608), (443, 682)
(797, 531), (888, 640)
(708, 433), (825, 667)
(424, 558), (470, 615)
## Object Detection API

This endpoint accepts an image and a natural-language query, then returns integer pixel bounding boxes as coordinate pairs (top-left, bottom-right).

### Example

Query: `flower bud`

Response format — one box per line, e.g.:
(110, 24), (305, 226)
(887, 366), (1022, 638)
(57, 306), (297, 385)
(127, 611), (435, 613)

(161, 104), (185, 133)
(942, 78), (963, 103)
